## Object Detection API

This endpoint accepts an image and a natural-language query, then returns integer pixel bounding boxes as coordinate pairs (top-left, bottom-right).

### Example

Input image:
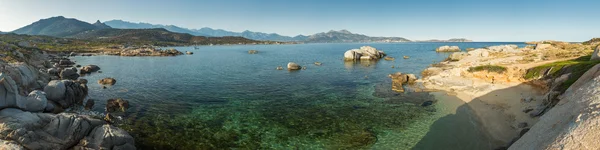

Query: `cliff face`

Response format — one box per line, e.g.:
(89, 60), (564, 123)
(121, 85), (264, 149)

(509, 64), (600, 149)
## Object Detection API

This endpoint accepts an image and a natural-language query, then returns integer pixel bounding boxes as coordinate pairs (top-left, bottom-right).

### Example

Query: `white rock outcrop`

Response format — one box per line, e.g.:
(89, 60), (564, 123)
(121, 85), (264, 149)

(343, 46), (386, 61)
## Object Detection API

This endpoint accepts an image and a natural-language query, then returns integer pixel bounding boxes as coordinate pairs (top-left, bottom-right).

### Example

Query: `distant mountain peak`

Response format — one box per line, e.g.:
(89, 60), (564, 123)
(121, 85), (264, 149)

(338, 29), (352, 34)
(12, 16), (105, 37)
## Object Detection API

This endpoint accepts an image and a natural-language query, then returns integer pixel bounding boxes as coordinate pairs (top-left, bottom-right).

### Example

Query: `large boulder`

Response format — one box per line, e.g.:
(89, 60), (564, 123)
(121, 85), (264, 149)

(488, 45), (519, 53)
(448, 52), (469, 61)
(43, 80), (88, 108)
(468, 49), (490, 57)
(343, 46), (386, 61)
(16, 90), (47, 112)
(436, 46), (461, 52)
(287, 62), (301, 70)
(0, 108), (135, 150)
(60, 67), (79, 80)
(591, 45), (600, 61)
(80, 65), (100, 74)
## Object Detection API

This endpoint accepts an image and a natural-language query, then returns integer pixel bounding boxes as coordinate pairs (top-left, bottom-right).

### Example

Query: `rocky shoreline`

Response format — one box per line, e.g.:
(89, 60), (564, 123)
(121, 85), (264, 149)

(0, 44), (137, 149)
(416, 42), (597, 149)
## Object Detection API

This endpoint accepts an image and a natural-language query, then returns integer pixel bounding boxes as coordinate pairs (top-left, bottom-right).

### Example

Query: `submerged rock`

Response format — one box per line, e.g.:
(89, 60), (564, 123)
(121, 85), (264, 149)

(85, 99), (95, 110)
(403, 56), (410, 59)
(421, 100), (434, 107)
(98, 78), (117, 85)
(276, 66), (283, 70)
(314, 62), (322, 66)
(388, 72), (418, 92)
(384, 56), (395, 61)
(186, 51), (194, 55)
(106, 98), (129, 113)
(248, 50), (258, 54)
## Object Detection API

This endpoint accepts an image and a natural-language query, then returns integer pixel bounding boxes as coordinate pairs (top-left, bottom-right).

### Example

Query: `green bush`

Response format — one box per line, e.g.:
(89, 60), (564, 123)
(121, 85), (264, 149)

(468, 65), (507, 73)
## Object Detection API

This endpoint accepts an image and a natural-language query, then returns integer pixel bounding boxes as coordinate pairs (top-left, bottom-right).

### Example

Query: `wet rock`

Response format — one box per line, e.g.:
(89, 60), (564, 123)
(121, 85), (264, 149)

(106, 98), (129, 113)
(85, 99), (95, 110)
(384, 56), (395, 61)
(314, 62), (322, 66)
(98, 78), (117, 85)
(76, 65), (81, 67)
(287, 62), (301, 70)
(302, 66), (307, 70)
(60, 67), (79, 80)
(388, 72), (418, 92)
(276, 66), (283, 70)
(248, 50), (258, 54)
(186, 51), (193, 55)
(80, 65), (100, 74)
(403, 56), (410, 59)
(436, 45), (461, 52)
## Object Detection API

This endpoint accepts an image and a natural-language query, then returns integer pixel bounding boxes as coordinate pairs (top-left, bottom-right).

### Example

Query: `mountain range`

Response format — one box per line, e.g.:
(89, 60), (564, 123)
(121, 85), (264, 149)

(8, 16), (471, 43)
(104, 20), (416, 43)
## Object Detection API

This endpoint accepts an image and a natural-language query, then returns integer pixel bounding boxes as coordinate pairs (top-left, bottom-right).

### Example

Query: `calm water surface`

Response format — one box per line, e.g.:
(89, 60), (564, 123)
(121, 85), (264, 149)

(73, 42), (525, 149)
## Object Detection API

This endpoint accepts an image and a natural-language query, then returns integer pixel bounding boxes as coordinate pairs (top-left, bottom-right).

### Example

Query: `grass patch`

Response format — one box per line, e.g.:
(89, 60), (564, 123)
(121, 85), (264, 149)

(468, 65), (507, 73)
(524, 55), (600, 91)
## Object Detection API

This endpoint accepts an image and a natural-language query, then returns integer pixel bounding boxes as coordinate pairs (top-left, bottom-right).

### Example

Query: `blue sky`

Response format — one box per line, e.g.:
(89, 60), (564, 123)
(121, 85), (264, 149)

(0, 0), (598, 41)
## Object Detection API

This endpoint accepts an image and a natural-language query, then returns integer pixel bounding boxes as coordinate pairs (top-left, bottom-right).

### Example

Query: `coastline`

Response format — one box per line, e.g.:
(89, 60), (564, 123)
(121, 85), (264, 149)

(416, 43), (593, 146)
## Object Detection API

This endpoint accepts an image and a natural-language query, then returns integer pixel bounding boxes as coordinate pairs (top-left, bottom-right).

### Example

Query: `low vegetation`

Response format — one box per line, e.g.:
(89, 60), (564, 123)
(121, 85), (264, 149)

(525, 55), (600, 91)
(468, 65), (507, 73)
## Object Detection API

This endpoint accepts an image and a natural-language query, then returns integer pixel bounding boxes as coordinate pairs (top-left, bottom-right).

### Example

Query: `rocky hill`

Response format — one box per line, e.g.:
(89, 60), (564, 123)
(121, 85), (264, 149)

(12, 16), (109, 37)
(67, 28), (276, 46)
(304, 30), (410, 43)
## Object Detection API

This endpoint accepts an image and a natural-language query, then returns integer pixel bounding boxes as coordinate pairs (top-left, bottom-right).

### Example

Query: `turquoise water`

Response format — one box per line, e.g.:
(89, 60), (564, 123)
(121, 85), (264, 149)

(72, 42), (524, 149)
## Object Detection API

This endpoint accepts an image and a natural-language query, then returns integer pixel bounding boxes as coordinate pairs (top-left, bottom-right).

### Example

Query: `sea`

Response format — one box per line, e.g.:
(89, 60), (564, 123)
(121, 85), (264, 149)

(72, 42), (526, 149)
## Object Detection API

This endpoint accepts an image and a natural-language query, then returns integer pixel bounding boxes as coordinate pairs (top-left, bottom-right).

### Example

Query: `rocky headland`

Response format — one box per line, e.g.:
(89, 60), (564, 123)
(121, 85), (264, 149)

(0, 40), (136, 149)
(416, 41), (599, 149)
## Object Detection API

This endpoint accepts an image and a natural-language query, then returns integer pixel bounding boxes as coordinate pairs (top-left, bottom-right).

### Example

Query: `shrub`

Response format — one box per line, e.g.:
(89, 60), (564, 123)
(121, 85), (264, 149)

(468, 65), (507, 73)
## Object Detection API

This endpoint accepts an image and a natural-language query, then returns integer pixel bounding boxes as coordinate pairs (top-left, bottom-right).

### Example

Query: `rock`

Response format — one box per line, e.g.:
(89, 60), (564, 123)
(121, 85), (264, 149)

(186, 51), (193, 55)
(0, 73), (21, 109)
(106, 98), (129, 113)
(535, 43), (553, 50)
(384, 56), (395, 61)
(248, 50), (258, 54)
(468, 49), (490, 57)
(436, 45), (461, 52)
(44, 80), (66, 101)
(47, 68), (60, 75)
(448, 52), (468, 61)
(7, 63), (40, 87)
(80, 65), (100, 74)
(287, 62), (301, 70)
(517, 122), (528, 128)
(58, 59), (75, 66)
(529, 105), (548, 117)
(0, 108), (135, 149)
(487, 45), (519, 53)
(76, 65), (81, 67)
(302, 66), (307, 70)
(69, 52), (77, 57)
(344, 46), (386, 61)
(314, 62), (322, 66)
(466, 48), (476, 51)
(98, 78), (117, 85)
(0, 139), (25, 150)
(523, 108), (534, 113)
(421, 100), (434, 107)
(406, 74), (418, 83)
(85, 99), (95, 110)
(60, 67), (79, 80)
(16, 90), (47, 112)
(73, 124), (136, 150)
(519, 128), (530, 137)
(591, 45), (600, 61)
(389, 72), (418, 93)
(43, 80), (88, 108)
(403, 56), (410, 59)
(276, 66), (283, 70)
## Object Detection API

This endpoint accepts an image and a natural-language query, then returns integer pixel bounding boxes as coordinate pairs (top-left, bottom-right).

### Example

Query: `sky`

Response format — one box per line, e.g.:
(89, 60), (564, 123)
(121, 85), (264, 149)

(0, 0), (598, 42)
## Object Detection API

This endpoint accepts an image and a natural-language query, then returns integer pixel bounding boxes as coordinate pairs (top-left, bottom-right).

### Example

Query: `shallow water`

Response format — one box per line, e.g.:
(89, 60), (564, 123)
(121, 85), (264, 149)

(72, 42), (525, 149)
